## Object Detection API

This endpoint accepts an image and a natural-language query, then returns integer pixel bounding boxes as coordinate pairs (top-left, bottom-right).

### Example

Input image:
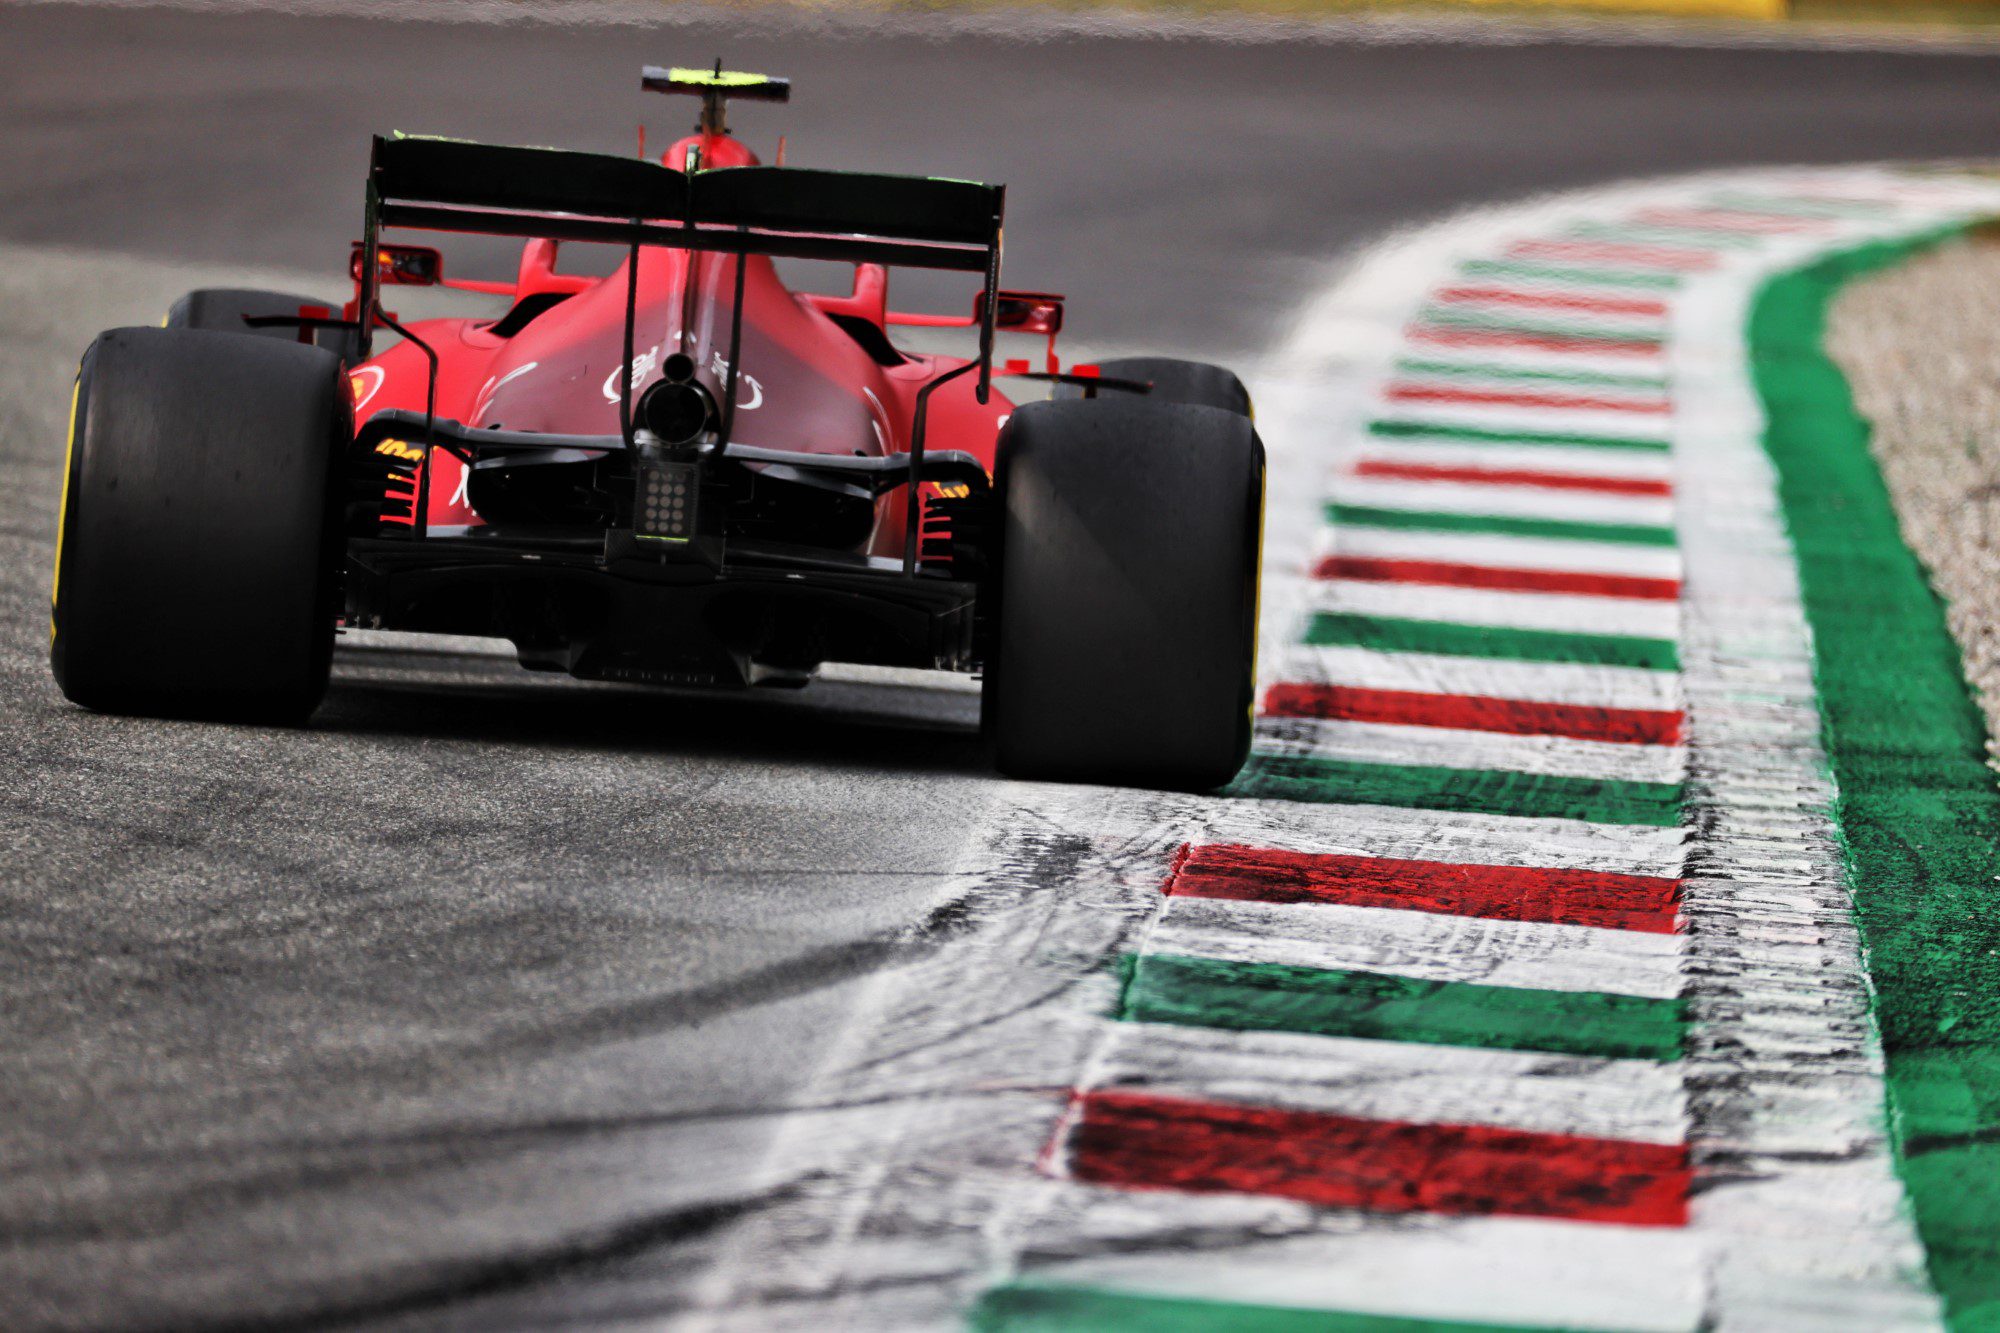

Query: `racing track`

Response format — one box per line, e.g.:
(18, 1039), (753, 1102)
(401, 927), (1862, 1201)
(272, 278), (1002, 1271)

(4, 4), (2000, 1327)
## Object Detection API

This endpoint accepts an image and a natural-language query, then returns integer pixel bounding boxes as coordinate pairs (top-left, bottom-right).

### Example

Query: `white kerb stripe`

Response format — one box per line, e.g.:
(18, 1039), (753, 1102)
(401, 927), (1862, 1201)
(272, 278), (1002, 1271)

(1270, 644), (1684, 711)
(1345, 437), (1677, 482)
(1149, 895), (1684, 999)
(1330, 475), (1675, 527)
(1098, 1022), (1687, 1144)
(1323, 525), (1684, 578)
(1195, 798), (1688, 880)
(1253, 715), (1686, 785)
(1016, 1203), (1704, 1333)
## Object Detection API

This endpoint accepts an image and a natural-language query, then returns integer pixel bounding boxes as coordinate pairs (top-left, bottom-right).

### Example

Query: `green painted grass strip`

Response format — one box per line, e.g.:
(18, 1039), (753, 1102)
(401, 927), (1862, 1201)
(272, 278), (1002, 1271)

(1229, 752), (1683, 826)
(1327, 503), (1678, 547)
(1304, 612), (1679, 670)
(1753, 229), (2000, 1328)
(1368, 419), (1672, 452)
(1395, 358), (1670, 390)
(1459, 258), (1682, 290)
(1116, 952), (1686, 1061)
(972, 1284), (1569, 1333)
(1414, 306), (1664, 345)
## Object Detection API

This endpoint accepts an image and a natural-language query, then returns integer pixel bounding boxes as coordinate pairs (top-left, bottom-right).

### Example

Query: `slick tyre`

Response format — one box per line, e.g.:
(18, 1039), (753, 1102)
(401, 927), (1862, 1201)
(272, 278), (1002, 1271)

(987, 396), (1264, 791)
(51, 327), (349, 722)
(1054, 355), (1252, 418)
(167, 287), (361, 364)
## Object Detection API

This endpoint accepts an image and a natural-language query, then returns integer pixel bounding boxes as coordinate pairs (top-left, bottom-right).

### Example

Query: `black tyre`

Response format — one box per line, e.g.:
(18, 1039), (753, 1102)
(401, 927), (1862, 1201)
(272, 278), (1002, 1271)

(51, 326), (349, 722)
(986, 395), (1264, 790)
(167, 287), (361, 364)
(1055, 355), (1252, 418)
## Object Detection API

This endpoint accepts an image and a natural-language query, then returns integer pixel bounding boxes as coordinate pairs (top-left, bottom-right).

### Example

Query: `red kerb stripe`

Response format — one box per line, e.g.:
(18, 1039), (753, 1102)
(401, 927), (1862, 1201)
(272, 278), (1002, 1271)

(1166, 843), (1682, 933)
(1353, 459), (1673, 496)
(1432, 285), (1669, 317)
(1505, 239), (1718, 272)
(1314, 555), (1680, 601)
(1066, 1091), (1691, 1226)
(1633, 205), (1829, 234)
(1406, 325), (1662, 358)
(1385, 384), (1669, 415)
(1262, 682), (1684, 746)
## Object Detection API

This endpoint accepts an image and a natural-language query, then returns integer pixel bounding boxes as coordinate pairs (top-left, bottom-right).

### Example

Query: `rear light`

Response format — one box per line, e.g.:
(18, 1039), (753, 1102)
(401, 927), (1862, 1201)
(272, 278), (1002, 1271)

(634, 460), (699, 544)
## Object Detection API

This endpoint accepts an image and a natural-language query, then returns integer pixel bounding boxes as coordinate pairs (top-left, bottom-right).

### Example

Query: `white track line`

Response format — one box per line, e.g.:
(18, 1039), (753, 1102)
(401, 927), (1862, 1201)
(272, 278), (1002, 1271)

(1653, 184), (2000, 1330)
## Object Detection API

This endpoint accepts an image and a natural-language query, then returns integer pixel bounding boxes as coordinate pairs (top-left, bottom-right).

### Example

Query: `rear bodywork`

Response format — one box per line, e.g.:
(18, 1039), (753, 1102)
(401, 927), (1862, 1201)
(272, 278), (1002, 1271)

(328, 110), (1078, 691)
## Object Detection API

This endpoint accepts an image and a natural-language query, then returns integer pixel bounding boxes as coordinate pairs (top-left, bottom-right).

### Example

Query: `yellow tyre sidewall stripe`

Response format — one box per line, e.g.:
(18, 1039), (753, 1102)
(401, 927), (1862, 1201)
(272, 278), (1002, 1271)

(50, 375), (80, 647)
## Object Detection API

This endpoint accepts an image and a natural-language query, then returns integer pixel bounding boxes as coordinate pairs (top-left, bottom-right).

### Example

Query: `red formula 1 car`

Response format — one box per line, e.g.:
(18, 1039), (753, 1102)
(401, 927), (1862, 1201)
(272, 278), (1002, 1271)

(50, 67), (1263, 789)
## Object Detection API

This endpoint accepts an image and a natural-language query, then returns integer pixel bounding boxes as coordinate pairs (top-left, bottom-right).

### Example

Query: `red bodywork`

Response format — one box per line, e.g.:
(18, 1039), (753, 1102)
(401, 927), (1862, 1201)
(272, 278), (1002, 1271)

(350, 132), (1015, 557)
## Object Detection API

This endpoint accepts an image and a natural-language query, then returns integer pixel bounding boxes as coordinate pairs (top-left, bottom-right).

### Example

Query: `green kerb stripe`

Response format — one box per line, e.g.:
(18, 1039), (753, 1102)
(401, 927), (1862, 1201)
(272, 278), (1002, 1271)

(1229, 752), (1683, 826)
(1305, 612), (1678, 670)
(1395, 358), (1670, 390)
(1459, 258), (1683, 290)
(1709, 191), (1895, 220)
(1566, 220), (1761, 250)
(1116, 953), (1686, 1061)
(1327, 503), (1679, 547)
(972, 1284), (1570, 1333)
(1369, 419), (1672, 452)
(1753, 230), (2000, 1327)
(1415, 307), (1664, 344)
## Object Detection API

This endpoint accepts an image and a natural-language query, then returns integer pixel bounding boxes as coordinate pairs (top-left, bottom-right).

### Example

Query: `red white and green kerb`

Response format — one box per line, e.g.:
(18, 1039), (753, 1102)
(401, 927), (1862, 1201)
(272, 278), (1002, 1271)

(973, 168), (2000, 1333)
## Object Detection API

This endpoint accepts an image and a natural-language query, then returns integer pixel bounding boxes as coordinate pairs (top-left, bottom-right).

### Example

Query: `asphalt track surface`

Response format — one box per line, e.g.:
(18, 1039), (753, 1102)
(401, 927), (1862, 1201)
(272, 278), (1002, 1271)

(2, 4), (1999, 1328)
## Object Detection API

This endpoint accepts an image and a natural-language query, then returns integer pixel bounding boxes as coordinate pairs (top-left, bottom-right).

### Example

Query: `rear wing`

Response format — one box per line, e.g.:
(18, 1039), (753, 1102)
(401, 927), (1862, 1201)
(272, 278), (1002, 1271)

(360, 134), (1006, 392)
(368, 134), (1002, 268)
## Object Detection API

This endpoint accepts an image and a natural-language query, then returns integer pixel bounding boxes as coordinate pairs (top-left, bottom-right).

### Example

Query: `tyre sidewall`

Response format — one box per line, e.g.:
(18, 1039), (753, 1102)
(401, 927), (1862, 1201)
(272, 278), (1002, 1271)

(989, 396), (1263, 789)
(53, 327), (348, 720)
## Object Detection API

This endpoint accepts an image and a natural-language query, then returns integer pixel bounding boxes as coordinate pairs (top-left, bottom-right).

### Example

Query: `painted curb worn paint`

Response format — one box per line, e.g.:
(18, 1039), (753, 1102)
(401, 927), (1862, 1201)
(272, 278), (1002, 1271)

(673, 169), (2000, 1331)
(973, 168), (2000, 1333)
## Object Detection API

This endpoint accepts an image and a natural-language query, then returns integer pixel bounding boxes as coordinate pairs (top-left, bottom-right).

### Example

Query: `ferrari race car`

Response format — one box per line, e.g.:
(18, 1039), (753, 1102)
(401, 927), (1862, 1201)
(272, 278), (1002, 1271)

(50, 67), (1264, 790)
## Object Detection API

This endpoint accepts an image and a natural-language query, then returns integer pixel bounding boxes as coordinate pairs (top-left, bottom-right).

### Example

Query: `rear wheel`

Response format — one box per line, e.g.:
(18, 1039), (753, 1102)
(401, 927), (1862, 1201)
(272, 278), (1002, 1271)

(166, 287), (361, 364)
(1056, 355), (1252, 418)
(51, 327), (349, 722)
(985, 395), (1264, 791)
